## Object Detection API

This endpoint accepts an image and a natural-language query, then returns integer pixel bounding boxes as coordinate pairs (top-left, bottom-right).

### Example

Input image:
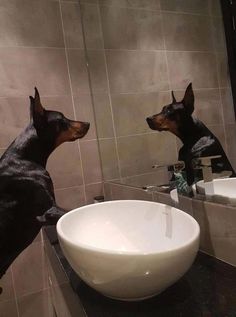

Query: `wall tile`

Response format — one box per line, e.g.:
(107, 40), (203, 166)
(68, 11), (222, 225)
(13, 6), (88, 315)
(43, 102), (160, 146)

(17, 289), (51, 317)
(153, 192), (174, 206)
(167, 51), (218, 89)
(81, 3), (103, 49)
(99, 0), (161, 10)
(100, 6), (164, 50)
(0, 47), (70, 97)
(160, 0), (210, 15)
(163, 13), (213, 51)
(212, 17), (227, 52)
(0, 0), (64, 47)
(0, 269), (15, 302)
(117, 133), (177, 177)
(47, 142), (83, 189)
(225, 124), (236, 159)
(73, 94), (97, 140)
(61, 2), (84, 49)
(111, 91), (170, 137)
(216, 53), (231, 88)
(208, 124), (226, 152)
(12, 242), (45, 297)
(103, 182), (112, 200)
(121, 169), (169, 188)
(0, 299), (18, 317)
(93, 93), (114, 138)
(221, 88), (235, 124)
(98, 138), (120, 180)
(85, 182), (104, 204)
(210, 0), (222, 17)
(68, 49), (108, 94)
(80, 140), (103, 184)
(106, 50), (169, 93)
(55, 186), (85, 210)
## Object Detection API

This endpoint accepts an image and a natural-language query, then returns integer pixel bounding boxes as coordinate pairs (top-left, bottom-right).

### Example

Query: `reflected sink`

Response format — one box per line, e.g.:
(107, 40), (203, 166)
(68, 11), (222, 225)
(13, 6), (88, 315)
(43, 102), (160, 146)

(196, 177), (236, 205)
(56, 200), (200, 301)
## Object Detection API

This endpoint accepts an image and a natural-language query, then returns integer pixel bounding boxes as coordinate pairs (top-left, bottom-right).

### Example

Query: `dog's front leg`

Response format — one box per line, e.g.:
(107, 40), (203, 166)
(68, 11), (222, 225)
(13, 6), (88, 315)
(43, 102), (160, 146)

(37, 205), (67, 225)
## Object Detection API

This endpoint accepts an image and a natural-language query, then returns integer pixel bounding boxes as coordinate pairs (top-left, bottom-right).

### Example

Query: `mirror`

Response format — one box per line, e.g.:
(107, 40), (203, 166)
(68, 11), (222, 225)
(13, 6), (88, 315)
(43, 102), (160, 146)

(80, 0), (236, 207)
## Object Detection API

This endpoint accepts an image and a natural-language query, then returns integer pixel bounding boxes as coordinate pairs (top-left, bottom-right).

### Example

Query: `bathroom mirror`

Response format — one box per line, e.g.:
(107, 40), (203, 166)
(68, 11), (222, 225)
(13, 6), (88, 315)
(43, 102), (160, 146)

(80, 0), (236, 207)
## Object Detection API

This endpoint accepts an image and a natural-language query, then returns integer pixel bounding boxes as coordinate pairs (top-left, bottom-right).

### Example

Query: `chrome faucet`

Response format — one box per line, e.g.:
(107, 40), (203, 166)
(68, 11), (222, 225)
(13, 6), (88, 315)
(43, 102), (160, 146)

(192, 155), (221, 182)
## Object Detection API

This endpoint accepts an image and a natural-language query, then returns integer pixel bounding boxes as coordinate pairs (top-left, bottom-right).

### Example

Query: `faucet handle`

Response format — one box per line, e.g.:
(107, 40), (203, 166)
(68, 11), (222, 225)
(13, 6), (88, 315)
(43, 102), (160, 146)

(192, 155), (221, 169)
(152, 161), (185, 173)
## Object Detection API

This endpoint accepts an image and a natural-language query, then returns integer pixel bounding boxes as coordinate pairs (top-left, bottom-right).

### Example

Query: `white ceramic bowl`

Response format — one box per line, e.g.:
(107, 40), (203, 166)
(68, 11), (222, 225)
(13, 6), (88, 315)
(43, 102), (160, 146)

(196, 177), (236, 205)
(57, 200), (200, 301)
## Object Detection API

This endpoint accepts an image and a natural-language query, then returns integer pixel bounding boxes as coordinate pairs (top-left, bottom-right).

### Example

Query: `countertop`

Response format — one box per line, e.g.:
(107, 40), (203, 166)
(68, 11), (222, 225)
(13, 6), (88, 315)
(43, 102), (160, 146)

(44, 226), (236, 317)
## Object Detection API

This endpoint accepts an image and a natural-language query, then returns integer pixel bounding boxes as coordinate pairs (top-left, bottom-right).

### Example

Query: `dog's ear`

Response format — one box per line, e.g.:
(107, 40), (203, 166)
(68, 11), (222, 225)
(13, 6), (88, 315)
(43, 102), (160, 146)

(29, 87), (45, 130)
(171, 91), (176, 103)
(182, 83), (194, 115)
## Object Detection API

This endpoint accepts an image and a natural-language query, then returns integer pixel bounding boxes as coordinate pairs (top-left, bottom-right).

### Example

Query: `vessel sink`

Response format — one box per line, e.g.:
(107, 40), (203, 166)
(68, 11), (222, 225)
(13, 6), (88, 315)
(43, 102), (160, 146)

(56, 200), (200, 301)
(196, 177), (236, 205)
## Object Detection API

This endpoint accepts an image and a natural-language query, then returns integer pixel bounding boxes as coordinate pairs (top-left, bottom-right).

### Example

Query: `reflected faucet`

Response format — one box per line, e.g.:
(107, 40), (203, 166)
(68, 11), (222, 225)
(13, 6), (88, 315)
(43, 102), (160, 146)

(192, 155), (221, 182)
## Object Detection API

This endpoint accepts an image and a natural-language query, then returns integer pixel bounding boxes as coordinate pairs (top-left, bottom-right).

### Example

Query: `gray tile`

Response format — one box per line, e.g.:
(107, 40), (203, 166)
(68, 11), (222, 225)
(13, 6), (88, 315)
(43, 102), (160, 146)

(0, 299), (18, 317)
(111, 91), (171, 137)
(0, 269), (15, 302)
(212, 17), (227, 52)
(225, 124), (236, 159)
(81, 3), (103, 49)
(178, 195), (193, 216)
(99, 138), (120, 180)
(73, 94), (97, 140)
(55, 186), (85, 210)
(100, 6), (164, 50)
(103, 182), (112, 200)
(18, 289), (51, 317)
(210, 0), (222, 16)
(216, 53), (231, 88)
(153, 192), (174, 207)
(160, 0), (210, 15)
(99, 0), (160, 10)
(61, 2), (84, 48)
(85, 182), (104, 204)
(93, 93), (115, 138)
(163, 13), (213, 51)
(221, 88), (235, 124)
(167, 51), (218, 89)
(80, 140), (103, 184)
(0, 47), (70, 97)
(106, 50), (169, 93)
(0, 0), (64, 47)
(121, 169), (169, 188)
(12, 242), (45, 297)
(47, 142), (83, 189)
(117, 133), (177, 177)
(68, 49), (108, 94)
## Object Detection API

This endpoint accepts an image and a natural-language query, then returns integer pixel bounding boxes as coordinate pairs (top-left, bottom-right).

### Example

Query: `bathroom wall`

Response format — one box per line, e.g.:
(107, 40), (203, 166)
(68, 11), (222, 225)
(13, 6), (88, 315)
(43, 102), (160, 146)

(81, 0), (236, 185)
(0, 0), (102, 316)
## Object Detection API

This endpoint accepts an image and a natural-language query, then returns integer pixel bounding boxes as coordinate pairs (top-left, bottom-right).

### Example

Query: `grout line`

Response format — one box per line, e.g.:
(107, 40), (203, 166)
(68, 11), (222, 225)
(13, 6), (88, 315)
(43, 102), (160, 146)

(10, 266), (20, 317)
(96, 3), (122, 181)
(58, 0), (87, 202)
(54, 181), (103, 191)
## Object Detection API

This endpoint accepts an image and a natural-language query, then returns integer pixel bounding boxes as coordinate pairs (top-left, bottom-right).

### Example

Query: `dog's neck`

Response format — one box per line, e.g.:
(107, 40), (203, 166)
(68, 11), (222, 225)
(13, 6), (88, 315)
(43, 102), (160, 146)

(176, 117), (208, 146)
(11, 124), (54, 167)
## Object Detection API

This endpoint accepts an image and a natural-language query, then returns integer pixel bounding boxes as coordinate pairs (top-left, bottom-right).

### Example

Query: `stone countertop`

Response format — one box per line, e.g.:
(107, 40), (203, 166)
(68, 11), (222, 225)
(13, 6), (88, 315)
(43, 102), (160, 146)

(43, 226), (236, 317)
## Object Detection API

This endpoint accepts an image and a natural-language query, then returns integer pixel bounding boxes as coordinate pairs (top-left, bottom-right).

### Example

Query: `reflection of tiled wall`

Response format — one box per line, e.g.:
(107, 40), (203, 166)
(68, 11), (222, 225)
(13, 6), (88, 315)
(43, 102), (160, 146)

(0, 0), (102, 315)
(82, 0), (236, 183)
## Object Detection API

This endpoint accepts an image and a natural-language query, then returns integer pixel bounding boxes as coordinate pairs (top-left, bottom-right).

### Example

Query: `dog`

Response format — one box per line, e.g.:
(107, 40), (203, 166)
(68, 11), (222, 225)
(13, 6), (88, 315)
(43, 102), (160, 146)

(146, 83), (236, 185)
(0, 88), (89, 280)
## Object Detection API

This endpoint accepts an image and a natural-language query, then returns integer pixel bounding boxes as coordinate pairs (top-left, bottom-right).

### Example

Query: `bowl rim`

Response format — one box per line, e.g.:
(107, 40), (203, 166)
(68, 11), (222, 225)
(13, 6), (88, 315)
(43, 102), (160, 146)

(56, 200), (200, 256)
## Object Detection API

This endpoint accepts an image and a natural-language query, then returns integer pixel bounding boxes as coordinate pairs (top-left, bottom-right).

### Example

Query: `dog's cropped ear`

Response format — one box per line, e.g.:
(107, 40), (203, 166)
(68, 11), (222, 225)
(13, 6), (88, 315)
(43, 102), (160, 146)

(182, 83), (194, 115)
(171, 90), (176, 103)
(29, 87), (45, 130)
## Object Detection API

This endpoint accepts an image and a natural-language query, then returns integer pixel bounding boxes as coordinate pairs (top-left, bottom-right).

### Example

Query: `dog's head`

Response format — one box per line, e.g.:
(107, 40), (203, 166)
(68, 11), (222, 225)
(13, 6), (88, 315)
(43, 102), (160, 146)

(146, 83), (194, 137)
(30, 88), (90, 148)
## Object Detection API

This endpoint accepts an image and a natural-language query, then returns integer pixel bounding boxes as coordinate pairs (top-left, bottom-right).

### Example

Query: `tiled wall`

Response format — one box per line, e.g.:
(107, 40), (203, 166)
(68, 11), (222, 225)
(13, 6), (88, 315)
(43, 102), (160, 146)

(0, 0), (103, 316)
(104, 181), (236, 268)
(81, 0), (236, 184)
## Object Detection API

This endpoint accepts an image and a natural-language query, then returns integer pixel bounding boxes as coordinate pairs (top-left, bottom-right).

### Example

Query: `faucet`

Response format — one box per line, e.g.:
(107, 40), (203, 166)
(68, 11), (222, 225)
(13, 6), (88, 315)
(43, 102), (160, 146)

(191, 155), (221, 182)
(143, 161), (185, 194)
